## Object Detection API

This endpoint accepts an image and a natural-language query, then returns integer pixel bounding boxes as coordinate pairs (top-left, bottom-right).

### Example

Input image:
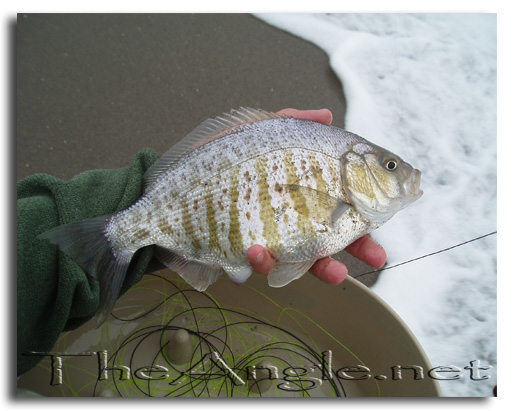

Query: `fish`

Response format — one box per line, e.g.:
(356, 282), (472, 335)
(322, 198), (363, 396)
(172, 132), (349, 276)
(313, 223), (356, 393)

(39, 108), (423, 325)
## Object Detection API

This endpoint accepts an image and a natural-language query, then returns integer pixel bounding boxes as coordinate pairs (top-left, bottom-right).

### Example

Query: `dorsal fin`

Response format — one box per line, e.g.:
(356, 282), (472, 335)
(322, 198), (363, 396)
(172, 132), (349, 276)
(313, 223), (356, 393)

(143, 108), (285, 192)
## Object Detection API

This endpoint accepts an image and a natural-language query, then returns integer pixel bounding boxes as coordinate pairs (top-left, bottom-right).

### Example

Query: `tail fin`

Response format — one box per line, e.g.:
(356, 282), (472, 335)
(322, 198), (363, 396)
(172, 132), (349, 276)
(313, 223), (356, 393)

(38, 215), (134, 327)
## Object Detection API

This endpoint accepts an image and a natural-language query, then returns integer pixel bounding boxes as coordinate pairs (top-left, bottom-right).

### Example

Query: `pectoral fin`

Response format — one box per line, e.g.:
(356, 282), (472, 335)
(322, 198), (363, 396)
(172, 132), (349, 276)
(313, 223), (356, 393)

(278, 184), (352, 227)
(330, 201), (352, 225)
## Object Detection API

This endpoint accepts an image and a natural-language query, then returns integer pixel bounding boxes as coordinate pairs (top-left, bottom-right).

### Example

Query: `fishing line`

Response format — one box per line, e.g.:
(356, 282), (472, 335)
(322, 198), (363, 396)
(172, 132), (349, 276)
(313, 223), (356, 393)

(93, 272), (348, 397)
(353, 231), (497, 279)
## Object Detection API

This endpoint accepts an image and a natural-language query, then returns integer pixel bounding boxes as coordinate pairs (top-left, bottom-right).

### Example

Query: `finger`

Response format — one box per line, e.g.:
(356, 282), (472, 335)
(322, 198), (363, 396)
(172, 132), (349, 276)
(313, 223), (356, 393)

(345, 235), (387, 269)
(247, 245), (276, 275)
(277, 108), (333, 126)
(309, 257), (347, 285)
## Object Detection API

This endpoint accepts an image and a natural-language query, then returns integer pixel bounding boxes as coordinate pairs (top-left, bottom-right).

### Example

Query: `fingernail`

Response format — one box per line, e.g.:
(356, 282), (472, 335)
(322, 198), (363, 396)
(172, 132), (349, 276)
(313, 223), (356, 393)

(252, 251), (264, 264)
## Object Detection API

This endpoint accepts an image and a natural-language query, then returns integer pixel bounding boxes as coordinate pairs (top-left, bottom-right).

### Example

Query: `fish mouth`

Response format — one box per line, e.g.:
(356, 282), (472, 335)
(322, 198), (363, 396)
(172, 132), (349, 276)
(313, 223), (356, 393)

(404, 168), (423, 200)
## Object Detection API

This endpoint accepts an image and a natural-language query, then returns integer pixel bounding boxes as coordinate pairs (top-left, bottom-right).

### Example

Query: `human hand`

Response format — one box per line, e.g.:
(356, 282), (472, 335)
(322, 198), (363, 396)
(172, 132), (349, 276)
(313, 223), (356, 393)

(246, 108), (387, 285)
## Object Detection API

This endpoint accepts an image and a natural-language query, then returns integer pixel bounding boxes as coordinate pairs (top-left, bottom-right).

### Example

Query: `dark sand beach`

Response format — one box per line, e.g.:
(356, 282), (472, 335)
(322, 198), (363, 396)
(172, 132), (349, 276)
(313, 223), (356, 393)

(17, 13), (378, 284)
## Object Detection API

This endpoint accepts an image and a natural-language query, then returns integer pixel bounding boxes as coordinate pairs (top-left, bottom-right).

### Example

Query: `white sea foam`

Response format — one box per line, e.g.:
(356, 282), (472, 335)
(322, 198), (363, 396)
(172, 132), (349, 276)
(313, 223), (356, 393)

(256, 13), (497, 397)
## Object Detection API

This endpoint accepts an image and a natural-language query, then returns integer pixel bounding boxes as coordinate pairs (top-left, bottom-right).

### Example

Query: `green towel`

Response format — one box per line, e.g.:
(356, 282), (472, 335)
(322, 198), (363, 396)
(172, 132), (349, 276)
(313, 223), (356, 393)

(17, 148), (160, 376)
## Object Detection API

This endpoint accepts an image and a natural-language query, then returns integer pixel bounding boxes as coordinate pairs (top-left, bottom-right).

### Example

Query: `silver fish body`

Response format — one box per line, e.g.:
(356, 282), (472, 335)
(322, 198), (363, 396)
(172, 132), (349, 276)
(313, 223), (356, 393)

(40, 108), (423, 325)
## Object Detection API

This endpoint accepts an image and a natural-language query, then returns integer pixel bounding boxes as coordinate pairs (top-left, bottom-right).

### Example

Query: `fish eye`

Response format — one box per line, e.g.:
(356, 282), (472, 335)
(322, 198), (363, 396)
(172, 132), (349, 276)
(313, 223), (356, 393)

(384, 158), (397, 171)
(386, 160), (397, 170)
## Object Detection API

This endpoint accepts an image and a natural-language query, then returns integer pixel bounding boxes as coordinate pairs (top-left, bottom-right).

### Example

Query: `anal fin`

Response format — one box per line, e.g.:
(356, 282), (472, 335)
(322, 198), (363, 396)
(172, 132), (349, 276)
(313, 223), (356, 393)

(154, 247), (223, 291)
(267, 259), (316, 288)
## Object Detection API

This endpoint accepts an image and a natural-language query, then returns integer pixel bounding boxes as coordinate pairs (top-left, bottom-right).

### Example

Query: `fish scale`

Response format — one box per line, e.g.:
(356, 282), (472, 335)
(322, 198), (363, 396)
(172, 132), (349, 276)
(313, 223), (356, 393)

(39, 108), (423, 326)
(146, 117), (358, 200)
(140, 147), (348, 266)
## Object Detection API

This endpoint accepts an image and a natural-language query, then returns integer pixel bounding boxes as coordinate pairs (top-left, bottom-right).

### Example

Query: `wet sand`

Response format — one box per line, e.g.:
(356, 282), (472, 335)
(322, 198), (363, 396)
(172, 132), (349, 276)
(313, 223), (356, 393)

(17, 13), (378, 285)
